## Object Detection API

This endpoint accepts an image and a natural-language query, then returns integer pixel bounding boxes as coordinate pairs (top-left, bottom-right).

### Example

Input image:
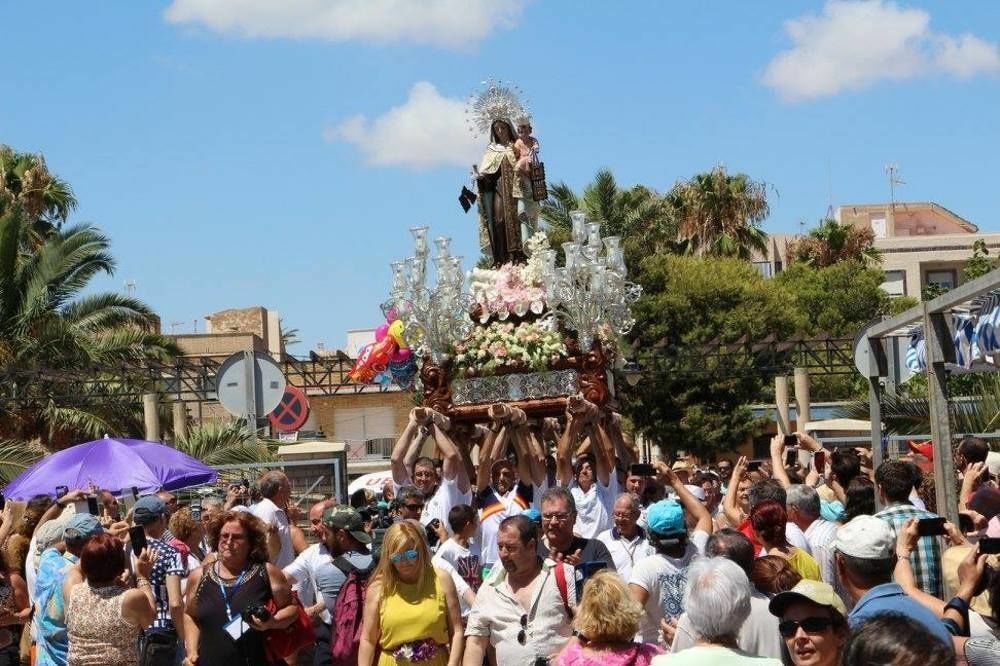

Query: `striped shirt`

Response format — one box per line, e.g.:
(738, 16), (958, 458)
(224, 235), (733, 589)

(874, 503), (943, 598)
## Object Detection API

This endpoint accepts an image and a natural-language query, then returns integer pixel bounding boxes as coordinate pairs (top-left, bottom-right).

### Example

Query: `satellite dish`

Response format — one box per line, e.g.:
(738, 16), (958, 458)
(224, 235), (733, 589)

(216, 351), (286, 418)
(853, 324), (913, 385)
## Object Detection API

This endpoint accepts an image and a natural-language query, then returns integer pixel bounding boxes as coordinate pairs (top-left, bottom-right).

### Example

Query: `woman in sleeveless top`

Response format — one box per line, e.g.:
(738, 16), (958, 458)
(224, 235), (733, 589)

(183, 511), (296, 666)
(64, 533), (156, 666)
(359, 521), (463, 666)
(0, 546), (30, 666)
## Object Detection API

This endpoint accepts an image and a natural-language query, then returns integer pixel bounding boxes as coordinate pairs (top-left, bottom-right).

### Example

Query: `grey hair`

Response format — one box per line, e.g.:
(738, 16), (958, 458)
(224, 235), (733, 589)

(684, 557), (752, 641)
(259, 471), (288, 499)
(397, 485), (423, 504)
(202, 497), (224, 511)
(540, 486), (577, 514)
(786, 484), (821, 519)
(614, 492), (642, 513)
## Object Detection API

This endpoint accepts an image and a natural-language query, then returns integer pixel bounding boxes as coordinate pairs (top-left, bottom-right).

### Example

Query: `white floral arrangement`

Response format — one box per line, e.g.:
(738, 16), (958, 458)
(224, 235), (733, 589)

(468, 232), (551, 322)
(452, 319), (566, 376)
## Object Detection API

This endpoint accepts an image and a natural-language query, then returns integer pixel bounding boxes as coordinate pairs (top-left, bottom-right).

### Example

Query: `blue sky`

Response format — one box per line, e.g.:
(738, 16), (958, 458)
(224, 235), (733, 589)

(4, 1), (1000, 352)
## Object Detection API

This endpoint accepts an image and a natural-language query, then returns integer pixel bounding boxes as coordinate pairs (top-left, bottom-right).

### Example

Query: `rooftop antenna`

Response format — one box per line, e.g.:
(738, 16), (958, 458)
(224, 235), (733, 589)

(169, 321), (186, 333)
(123, 280), (136, 296)
(193, 319), (199, 334)
(885, 163), (904, 209)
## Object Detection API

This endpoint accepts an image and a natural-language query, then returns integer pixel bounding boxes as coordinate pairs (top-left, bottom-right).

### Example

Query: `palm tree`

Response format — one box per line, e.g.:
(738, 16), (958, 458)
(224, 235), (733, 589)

(786, 218), (882, 267)
(668, 166), (770, 260)
(175, 420), (277, 466)
(0, 145), (77, 245)
(0, 205), (180, 449)
(540, 169), (677, 264)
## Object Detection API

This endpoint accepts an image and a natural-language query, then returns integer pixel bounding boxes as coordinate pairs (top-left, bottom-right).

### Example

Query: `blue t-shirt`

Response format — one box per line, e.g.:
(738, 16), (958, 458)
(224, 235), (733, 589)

(848, 582), (954, 650)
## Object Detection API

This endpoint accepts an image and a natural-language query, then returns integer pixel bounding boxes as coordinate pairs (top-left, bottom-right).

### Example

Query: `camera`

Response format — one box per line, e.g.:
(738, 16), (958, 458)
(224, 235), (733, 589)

(358, 504), (393, 530)
(242, 603), (272, 624)
(425, 519), (441, 549)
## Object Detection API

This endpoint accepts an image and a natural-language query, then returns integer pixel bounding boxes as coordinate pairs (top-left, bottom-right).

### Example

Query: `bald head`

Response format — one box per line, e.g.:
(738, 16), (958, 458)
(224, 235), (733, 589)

(308, 499), (337, 538)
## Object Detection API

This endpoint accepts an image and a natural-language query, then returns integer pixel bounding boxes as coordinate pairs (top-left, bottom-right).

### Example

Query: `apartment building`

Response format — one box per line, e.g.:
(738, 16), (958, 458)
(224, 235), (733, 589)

(754, 202), (1000, 299)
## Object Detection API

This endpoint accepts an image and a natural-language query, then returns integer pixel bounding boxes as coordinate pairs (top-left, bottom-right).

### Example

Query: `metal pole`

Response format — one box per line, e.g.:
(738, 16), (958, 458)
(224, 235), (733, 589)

(922, 306), (958, 525)
(244, 350), (258, 446)
(143, 393), (160, 442)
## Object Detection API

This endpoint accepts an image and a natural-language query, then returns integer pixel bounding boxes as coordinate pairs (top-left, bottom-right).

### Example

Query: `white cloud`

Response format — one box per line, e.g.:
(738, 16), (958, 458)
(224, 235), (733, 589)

(164, 0), (526, 50)
(325, 82), (482, 170)
(763, 1), (1000, 102)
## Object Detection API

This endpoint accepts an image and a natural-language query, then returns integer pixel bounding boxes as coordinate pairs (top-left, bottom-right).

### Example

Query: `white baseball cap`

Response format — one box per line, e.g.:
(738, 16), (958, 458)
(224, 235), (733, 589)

(832, 515), (894, 559)
(683, 484), (707, 501)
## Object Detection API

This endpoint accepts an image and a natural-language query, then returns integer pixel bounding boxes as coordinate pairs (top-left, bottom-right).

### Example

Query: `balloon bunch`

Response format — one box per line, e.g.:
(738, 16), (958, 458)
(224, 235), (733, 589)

(347, 318), (418, 389)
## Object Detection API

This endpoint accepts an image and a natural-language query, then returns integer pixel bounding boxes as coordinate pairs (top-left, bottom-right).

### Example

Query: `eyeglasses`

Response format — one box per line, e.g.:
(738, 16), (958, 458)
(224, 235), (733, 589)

(541, 512), (571, 523)
(390, 549), (419, 563)
(517, 613), (527, 645)
(778, 617), (834, 638)
(612, 511), (638, 519)
(403, 503), (424, 511)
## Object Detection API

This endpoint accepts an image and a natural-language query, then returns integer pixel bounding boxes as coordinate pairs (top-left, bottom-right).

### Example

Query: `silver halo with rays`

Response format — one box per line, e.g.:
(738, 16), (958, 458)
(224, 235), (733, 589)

(465, 79), (529, 137)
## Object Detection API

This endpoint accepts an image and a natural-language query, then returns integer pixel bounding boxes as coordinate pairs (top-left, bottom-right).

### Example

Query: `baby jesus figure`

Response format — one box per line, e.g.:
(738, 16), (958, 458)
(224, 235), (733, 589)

(513, 117), (539, 174)
(512, 116), (540, 240)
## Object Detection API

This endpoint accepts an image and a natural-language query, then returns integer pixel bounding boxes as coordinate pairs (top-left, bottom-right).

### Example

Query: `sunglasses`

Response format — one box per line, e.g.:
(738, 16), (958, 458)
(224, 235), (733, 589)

(390, 549), (419, 563)
(517, 613), (527, 645)
(778, 617), (833, 638)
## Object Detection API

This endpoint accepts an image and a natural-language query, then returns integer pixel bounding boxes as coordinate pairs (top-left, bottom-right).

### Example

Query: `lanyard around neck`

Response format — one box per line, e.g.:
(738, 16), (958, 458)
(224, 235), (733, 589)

(215, 563), (249, 621)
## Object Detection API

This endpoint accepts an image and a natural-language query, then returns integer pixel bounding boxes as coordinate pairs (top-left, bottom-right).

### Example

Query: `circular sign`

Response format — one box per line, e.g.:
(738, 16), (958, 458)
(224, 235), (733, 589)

(268, 385), (310, 432)
(216, 351), (287, 418)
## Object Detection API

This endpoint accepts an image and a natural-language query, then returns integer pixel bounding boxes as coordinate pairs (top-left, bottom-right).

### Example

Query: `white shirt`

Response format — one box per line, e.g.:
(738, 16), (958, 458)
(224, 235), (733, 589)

(570, 470), (620, 539)
(785, 521), (812, 554)
(671, 590), (783, 660)
(434, 538), (482, 594)
(433, 556), (473, 618)
(283, 544), (372, 625)
(629, 530), (710, 643)
(465, 561), (577, 664)
(250, 497), (295, 569)
(803, 518), (838, 586)
(596, 527), (655, 581)
(478, 482), (532, 565)
(416, 476), (472, 531)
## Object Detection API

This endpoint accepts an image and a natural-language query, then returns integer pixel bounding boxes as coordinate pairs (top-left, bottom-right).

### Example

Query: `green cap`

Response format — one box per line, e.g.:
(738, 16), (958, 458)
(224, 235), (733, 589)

(322, 506), (372, 545)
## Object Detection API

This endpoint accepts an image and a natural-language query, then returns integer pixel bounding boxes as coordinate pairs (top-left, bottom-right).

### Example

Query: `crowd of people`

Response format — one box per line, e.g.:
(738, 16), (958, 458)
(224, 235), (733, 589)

(1, 402), (999, 665)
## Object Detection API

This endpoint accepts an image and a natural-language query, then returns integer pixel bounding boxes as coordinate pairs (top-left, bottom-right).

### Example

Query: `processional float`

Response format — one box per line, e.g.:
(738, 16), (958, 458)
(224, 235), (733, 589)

(348, 80), (642, 453)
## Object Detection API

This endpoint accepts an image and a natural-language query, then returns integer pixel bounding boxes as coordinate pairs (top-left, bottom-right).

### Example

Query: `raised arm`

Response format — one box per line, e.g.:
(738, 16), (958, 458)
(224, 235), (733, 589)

(656, 461), (712, 535)
(556, 395), (594, 486)
(723, 456), (749, 527)
(475, 425), (501, 494)
(769, 435), (792, 489)
(390, 409), (424, 485)
(590, 415), (616, 487)
(430, 411), (470, 494)
(515, 425), (547, 488)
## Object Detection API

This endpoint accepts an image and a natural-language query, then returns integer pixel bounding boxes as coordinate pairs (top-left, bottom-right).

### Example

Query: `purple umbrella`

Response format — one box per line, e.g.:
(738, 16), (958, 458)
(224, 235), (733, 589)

(2, 436), (218, 500)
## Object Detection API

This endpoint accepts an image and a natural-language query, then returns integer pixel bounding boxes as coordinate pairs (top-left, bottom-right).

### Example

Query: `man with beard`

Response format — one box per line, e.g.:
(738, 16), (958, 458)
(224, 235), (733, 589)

(390, 407), (471, 535)
(463, 515), (576, 665)
(283, 505), (372, 666)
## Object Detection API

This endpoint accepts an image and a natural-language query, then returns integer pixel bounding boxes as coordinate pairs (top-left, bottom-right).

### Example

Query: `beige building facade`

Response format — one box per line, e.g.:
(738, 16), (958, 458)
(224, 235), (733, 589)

(754, 202), (1000, 299)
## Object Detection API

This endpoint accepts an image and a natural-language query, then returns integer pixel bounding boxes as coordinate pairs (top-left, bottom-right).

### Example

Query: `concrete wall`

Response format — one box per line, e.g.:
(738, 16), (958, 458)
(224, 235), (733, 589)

(876, 232), (1000, 297)
(204, 306), (284, 358)
(170, 332), (265, 357)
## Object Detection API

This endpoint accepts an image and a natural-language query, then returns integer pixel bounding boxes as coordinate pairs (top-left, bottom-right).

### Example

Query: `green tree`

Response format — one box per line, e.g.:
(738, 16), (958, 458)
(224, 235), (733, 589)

(175, 420), (277, 465)
(621, 255), (802, 458)
(0, 204), (179, 449)
(667, 166), (769, 259)
(786, 218), (882, 267)
(963, 239), (998, 282)
(540, 169), (677, 266)
(0, 145), (77, 246)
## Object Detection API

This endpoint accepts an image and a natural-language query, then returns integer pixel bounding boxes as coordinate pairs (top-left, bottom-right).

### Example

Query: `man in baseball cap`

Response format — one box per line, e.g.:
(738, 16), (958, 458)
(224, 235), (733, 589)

(832, 515), (953, 649)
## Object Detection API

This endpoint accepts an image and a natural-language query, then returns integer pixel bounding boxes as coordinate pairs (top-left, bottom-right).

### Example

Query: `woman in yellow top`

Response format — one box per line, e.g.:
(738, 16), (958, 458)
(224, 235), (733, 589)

(750, 500), (822, 582)
(359, 521), (463, 666)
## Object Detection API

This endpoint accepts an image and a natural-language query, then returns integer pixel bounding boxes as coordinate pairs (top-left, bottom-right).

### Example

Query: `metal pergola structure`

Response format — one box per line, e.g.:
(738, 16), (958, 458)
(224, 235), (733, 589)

(860, 269), (1000, 525)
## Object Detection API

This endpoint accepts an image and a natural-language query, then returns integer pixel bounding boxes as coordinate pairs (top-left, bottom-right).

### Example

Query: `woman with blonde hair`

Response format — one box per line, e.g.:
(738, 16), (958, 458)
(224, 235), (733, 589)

(556, 570), (663, 665)
(358, 521), (463, 666)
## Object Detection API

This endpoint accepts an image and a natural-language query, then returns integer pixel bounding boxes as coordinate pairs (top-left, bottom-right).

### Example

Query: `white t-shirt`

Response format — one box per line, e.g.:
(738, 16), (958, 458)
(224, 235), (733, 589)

(596, 527), (655, 581)
(433, 556), (473, 618)
(478, 482), (533, 565)
(283, 544), (372, 625)
(570, 469), (620, 539)
(629, 529), (710, 643)
(250, 497), (295, 569)
(434, 538), (482, 594)
(400, 476), (471, 531)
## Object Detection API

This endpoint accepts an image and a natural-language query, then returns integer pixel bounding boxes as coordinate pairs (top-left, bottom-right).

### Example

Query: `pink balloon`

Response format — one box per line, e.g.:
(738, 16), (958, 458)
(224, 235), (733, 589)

(390, 347), (411, 362)
(374, 323), (389, 342)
